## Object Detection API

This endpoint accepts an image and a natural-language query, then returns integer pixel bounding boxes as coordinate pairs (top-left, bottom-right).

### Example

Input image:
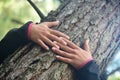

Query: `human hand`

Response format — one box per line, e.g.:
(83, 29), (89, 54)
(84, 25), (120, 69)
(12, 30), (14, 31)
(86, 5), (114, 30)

(29, 21), (69, 50)
(52, 38), (93, 69)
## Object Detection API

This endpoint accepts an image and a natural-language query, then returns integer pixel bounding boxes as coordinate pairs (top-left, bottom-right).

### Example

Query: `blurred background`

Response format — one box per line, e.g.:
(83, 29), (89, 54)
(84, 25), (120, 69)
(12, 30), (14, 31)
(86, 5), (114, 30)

(0, 0), (119, 80)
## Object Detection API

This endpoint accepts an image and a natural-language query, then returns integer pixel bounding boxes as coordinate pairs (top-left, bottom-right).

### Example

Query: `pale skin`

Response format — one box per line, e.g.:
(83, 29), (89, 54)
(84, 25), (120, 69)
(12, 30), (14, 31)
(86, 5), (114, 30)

(29, 21), (69, 50)
(52, 38), (93, 69)
(29, 21), (93, 70)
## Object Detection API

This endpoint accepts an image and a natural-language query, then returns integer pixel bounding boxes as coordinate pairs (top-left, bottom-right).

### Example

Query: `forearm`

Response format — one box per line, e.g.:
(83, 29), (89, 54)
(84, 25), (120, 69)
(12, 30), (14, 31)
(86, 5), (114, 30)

(0, 21), (32, 64)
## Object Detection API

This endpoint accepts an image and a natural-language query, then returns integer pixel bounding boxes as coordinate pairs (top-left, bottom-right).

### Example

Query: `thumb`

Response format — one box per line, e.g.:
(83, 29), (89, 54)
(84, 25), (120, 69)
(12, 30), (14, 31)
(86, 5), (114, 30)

(44, 21), (59, 27)
(84, 39), (90, 53)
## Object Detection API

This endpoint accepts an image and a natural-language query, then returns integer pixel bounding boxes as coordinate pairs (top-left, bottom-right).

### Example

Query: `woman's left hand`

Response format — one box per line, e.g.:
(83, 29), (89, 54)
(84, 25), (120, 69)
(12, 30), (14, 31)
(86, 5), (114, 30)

(52, 38), (93, 69)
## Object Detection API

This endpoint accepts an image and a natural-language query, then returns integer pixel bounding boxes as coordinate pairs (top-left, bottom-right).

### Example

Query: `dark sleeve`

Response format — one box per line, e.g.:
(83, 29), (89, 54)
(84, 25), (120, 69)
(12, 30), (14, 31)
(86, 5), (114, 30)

(76, 60), (106, 80)
(100, 70), (108, 80)
(0, 21), (32, 64)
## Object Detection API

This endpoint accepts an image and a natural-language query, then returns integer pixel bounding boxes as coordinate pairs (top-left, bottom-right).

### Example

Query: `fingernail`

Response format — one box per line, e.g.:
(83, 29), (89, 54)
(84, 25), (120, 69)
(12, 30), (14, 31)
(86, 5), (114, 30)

(88, 39), (89, 42)
(46, 47), (49, 50)
(87, 39), (89, 43)
(60, 37), (62, 39)
(56, 45), (60, 49)
(56, 20), (59, 22)
(52, 47), (56, 50)
(66, 36), (70, 39)
(53, 41), (57, 44)
(56, 56), (59, 58)
(63, 41), (67, 45)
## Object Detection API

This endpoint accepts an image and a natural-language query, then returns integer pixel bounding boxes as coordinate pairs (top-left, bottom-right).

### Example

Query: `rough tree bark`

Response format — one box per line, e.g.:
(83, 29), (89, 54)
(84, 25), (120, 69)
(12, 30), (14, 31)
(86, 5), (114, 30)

(0, 0), (120, 80)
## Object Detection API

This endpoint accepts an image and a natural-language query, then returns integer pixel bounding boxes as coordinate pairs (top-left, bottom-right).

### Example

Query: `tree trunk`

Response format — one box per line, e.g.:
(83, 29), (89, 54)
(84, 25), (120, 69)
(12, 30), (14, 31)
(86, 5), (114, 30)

(0, 0), (120, 80)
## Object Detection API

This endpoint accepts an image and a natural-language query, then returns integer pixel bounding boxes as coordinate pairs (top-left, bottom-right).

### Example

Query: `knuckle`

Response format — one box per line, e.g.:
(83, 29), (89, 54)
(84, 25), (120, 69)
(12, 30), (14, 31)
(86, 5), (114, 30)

(40, 24), (47, 27)
(89, 51), (91, 53)
(72, 49), (78, 53)
(41, 25), (49, 29)
(67, 59), (72, 63)
(60, 51), (63, 53)
(50, 29), (54, 32)
(54, 30), (60, 34)
(37, 39), (40, 43)
(72, 55), (77, 59)
(58, 38), (63, 42)
(51, 42), (55, 46)
(43, 32), (50, 37)
(69, 59), (74, 64)
(53, 30), (57, 32)
(45, 32), (49, 36)
(39, 33), (43, 37)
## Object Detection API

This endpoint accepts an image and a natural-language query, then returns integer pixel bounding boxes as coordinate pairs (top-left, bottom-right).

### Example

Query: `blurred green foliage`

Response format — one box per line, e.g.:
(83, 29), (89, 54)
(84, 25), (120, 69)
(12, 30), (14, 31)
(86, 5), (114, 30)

(0, 0), (60, 40)
(108, 72), (120, 80)
(107, 51), (120, 80)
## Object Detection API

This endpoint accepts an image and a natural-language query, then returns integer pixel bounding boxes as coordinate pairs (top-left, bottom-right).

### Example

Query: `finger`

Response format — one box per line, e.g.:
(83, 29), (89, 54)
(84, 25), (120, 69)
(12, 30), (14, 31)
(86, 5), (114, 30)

(84, 39), (90, 52)
(37, 39), (49, 50)
(56, 55), (72, 64)
(52, 47), (73, 58)
(55, 42), (74, 53)
(51, 30), (70, 39)
(41, 35), (59, 49)
(47, 33), (67, 45)
(44, 21), (59, 27)
(62, 38), (79, 49)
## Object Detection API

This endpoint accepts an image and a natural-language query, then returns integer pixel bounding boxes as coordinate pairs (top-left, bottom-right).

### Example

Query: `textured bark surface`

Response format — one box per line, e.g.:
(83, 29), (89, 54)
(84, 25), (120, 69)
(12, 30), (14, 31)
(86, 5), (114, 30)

(0, 0), (120, 80)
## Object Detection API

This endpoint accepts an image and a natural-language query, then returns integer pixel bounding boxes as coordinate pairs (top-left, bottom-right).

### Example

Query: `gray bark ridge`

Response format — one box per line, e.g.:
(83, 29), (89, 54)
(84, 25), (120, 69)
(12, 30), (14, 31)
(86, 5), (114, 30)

(0, 0), (120, 80)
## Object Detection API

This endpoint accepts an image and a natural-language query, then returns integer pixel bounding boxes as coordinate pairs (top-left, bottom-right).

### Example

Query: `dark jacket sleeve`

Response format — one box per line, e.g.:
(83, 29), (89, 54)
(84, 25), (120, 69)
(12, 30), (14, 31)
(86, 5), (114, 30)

(76, 60), (107, 80)
(0, 21), (32, 64)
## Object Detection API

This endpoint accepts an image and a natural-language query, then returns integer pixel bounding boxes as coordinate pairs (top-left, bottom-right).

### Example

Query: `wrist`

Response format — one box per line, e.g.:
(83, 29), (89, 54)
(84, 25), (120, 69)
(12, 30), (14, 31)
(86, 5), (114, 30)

(77, 58), (94, 70)
(27, 22), (34, 40)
